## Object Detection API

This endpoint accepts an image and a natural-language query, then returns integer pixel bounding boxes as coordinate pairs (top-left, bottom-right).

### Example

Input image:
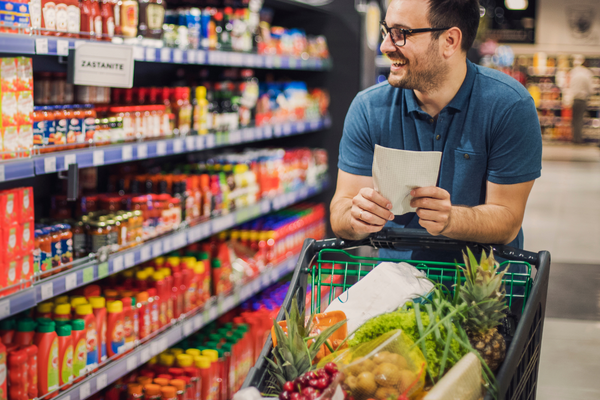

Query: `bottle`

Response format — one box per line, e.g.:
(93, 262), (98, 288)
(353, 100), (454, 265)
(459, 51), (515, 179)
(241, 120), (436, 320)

(34, 321), (59, 397)
(7, 349), (28, 400)
(120, 0), (138, 38)
(56, 323), (73, 390)
(100, 0), (115, 41)
(147, 288), (160, 333)
(121, 297), (135, 351)
(14, 319), (36, 346)
(90, 0), (102, 40)
(138, 0), (165, 39)
(70, 297), (88, 318)
(177, 354), (198, 400)
(0, 319), (16, 345)
(127, 383), (143, 400)
(106, 300), (125, 357)
(69, 320), (87, 383)
(172, 88), (192, 136)
(144, 384), (162, 400)
(194, 356), (212, 400)
(53, 304), (71, 321)
(79, 0), (93, 39)
(74, 304), (98, 371)
(89, 296), (107, 363)
(159, 268), (174, 321)
(24, 344), (38, 399)
(201, 349), (221, 400)
(150, 273), (167, 328)
(169, 380), (186, 400)
(193, 86), (208, 134)
(136, 291), (151, 339)
(160, 386), (178, 400)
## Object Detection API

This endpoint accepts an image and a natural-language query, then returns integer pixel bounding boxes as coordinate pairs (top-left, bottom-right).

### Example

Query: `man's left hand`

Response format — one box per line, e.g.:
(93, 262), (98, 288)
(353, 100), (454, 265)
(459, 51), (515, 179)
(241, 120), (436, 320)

(410, 187), (452, 236)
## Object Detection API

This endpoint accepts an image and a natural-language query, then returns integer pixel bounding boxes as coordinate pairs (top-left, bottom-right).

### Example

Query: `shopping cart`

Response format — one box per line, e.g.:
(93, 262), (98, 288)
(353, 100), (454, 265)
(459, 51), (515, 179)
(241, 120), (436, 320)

(242, 229), (551, 400)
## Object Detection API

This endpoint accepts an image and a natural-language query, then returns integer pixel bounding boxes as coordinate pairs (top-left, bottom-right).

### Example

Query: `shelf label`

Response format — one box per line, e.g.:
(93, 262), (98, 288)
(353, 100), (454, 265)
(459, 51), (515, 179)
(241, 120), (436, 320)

(152, 241), (162, 257)
(229, 130), (241, 144)
(127, 355), (137, 371)
(93, 150), (104, 166)
(140, 246), (151, 262)
(98, 262), (109, 279)
(183, 320), (193, 336)
(122, 145), (133, 161)
(80, 382), (91, 399)
(159, 337), (168, 352)
(187, 50), (196, 64)
(140, 347), (151, 364)
(254, 127), (263, 140)
(283, 123), (292, 135)
(0, 300), (10, 319)
(133, 46), (145, 60)
(44, 157), (56, 173)
(35, 38), (49, 54)
(0, 165), (4, 182)
(96, 373), (107, 390)
(173, 139), (184, 153)
(73, 42), (134, 88)
(113, 256), (124, 272)
(193, 315), (202, 330)
(137, 143), (148, 159)
(242, 128), (254, 142)
(296, 122), (306, 132)
(197, 50), (206, 64)
(274, 125), (282, 137)
(64, 153), (76, 168)
(124, 252), (135, 268)
(196, 135), (205, 150)
(160, 48), (171, 62)
(156, 141), (167, 156)
(185, 136), (195, 151)
(173, 49), (183, 63)
(263, 126), (273, 139)
(206, 134), (215, 148)
(150, 341), (159, 356)
(57, 40), (69, 56)
(40, 282), (53, 300)
(83, 267), (94, 283)
(65, 273), (77, 291)
(146, 47), (156, 62)
(203, 308), (209, 322)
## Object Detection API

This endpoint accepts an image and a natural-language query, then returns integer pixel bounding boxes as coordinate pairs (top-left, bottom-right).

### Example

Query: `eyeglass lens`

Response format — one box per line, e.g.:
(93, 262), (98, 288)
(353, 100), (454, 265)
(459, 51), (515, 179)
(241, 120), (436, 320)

(380, 25), (404, 46)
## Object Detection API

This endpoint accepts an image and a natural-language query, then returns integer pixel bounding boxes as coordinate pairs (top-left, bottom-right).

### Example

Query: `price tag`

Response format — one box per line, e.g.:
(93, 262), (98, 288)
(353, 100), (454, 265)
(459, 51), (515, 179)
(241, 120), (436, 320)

(283, 123), (292, 135)
(229, 130), (241, 144)
(274, 125), (282, 137)
(183, 320), (193, 336)
(187, 50), (196, 64)
(0, 165), (4, 182)
(152, 241), (162, 258)
(254, 127), (263, 141)
(124, 252), (135, 268)
(203, 308), (209, 323)
(93, 150), (104, 166)
(243, 128), (254, 142)
(40, 282), (53, 300)
(159, 337), (168, 352)
(44, 157), (56, 173)
(206, 134), (215, 148)
(0, 300), (10, 319)
(197, 50), (206, 64)
(83, 267), (94, 283)
(35, 38), (48, 54)
(122, 145), (133, 161)
(140, 246), (151, 262)
(296, 122), (306, 132)
(98, 262), (109, 278)
(196, 135), (205, 150)
(133, 46), (145, 60)
(193, 315), (202, 330)
(63, 395), (70, 400)
(96, 373), (107, 390)
(127, 355), (137, 371)
(57, 40), (69, 56)
(80, 382), (91, 399)
(156, 141), (167, 156)
(145, 48), (156, 62)
(299, 186), (309, 199)
(64, 153), (76, 168)
(263, 126), (273, 139)
(209, 305), (218, 320)
(150, 341), (159, 356)
(113, 255), (124, 272)
(173, 139), (184, 153)
(160, 48), (171, 62)
(260, 273), (269, 287)
(185, 136), (195, 151)
(163, 237), (172, 253)
(137, 144), (148, 159)
(65, 272), (77, 291)
(140, 347), (151, 364)
(265, 56), (273, 68)
(234, 289), (240, 305)
(173, 49), (183, 63)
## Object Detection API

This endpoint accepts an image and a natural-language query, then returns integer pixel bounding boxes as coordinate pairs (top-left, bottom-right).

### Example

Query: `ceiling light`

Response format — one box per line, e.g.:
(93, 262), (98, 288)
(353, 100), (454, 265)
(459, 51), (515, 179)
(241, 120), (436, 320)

(505, 0), (528, 10)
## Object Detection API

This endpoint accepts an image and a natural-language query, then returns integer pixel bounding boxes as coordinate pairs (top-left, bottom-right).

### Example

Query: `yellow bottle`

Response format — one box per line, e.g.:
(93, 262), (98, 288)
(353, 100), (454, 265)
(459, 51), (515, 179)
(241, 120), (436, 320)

(193, 86), (209, 135)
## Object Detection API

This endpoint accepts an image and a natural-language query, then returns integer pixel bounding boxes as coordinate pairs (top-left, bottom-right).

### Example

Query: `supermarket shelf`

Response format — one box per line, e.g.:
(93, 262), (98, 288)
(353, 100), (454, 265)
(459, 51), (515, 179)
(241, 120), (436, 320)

(0, 34), (331, 70)
(0, 178), (328, 320)
(0, 116), (331, 182)
(54, 252), (299, 400)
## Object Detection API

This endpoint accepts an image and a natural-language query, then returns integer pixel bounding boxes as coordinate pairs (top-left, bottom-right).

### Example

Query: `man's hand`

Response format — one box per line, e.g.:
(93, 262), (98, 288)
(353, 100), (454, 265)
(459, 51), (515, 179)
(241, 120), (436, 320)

(410, 187), (452, 236)
(349, 188), (395, 234)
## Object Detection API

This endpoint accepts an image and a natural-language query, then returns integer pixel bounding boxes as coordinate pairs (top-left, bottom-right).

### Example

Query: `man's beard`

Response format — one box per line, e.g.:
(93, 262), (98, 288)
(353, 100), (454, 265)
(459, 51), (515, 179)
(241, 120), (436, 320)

(387, 41), (449, 93)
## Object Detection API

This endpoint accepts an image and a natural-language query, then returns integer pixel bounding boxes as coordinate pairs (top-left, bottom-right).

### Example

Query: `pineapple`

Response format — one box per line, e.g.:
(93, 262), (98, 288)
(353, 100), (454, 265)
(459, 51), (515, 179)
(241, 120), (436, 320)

(265, 297), (346, 392)
(458, 248), (509, 372)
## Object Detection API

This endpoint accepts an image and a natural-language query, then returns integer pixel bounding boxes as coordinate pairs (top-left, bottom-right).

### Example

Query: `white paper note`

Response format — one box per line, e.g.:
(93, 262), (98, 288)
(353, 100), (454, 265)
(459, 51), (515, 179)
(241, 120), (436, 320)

(372, 145), (442, 215)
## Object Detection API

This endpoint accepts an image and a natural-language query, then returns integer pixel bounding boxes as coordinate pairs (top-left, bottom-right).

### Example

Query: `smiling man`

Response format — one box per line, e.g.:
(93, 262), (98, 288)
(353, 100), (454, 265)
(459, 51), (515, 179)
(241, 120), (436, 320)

(330, 0), (542, 255)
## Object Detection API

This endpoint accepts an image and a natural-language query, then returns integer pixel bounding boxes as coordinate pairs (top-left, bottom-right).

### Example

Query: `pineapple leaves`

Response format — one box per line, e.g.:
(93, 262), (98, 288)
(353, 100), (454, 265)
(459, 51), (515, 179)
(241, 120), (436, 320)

(308, 319), (347, 361)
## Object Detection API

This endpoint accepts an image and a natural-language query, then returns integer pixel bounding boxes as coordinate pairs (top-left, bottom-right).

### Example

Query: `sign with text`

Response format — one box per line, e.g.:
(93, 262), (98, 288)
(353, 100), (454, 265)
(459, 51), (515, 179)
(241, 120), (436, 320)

(71, 42), (134, 88)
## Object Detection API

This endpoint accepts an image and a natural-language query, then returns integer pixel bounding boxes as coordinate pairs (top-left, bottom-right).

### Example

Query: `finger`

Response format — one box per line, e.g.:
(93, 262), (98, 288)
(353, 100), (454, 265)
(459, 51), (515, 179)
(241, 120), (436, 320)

(415, 208), (443, 222)
(411, 186), (449, 200)
(359, 187), (393, 210)
(418, 219), (442, 236)
(351, 217), (385, 234)
(351, 206), (388, 227)
(410, 197), (447, 211)
(353, 195), (395, 221)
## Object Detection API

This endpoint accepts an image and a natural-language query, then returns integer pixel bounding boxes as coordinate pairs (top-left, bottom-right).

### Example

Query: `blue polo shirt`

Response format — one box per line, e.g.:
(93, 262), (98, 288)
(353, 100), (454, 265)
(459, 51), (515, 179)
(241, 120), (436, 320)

(338, 60), (542, 255)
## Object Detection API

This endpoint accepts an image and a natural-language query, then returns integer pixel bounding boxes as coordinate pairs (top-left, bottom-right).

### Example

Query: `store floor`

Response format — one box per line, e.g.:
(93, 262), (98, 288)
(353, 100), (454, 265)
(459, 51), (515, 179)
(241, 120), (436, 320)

(522, 144), (600, 399)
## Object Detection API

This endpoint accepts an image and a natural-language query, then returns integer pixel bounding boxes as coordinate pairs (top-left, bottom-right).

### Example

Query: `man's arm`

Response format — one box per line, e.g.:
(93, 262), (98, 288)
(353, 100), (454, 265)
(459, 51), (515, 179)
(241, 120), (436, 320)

(410, 180), (535, 244)
(330, 170), (395, 241)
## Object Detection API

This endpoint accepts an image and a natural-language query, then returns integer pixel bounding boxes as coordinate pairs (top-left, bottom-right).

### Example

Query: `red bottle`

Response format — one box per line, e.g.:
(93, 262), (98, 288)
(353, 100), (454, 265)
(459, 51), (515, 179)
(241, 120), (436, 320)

(79, 0), (93, 39)
(150, 273), (167, 328)
(23, 344), (38, 399)
(13, 320), (36, 346)
(7, 348), (28, 400)
(90, 296), (107, 363)
(56, 324), (73, 390)
(0, 319), (15, 345)
(171, 269), (182, 318)
(90, 0), (102, 40)
(106, 300), (125, 358)
(34, 321), (59, 398)
(136, 291), (151, 339)
(147, 288), (160, 333)
(121, 297), (135, 351)
(0, 342), (6, 399)
(100, 0), (115, 41)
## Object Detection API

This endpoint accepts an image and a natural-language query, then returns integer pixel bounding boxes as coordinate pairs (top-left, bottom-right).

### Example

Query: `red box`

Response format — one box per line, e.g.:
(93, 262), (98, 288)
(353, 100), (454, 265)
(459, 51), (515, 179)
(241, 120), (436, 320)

(19, 187), (33, 222)
(0, 223), (20, 264)
(1, 258), (21, 295)
(20, 220), (33, 255)
(0, 189), (20, 225)
(20, 254), (33, 286)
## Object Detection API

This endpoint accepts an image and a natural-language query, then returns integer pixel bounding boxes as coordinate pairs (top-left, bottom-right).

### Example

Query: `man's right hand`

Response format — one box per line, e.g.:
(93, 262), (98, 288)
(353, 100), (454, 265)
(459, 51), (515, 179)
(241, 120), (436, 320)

(349, 187), (395, 234)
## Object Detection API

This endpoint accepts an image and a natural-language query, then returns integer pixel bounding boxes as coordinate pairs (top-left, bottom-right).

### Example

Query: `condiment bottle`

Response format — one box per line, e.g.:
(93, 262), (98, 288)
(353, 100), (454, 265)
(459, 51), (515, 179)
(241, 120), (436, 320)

(75, 304), (98, 371)
(121, 297), (135, 351)
(49, 225), (63, 271)
(100, 0), (115, 41)
(151, 273), (167, 327)
(127, 383), (143, 400)
(34, 321), (59, 397)
(7, 348), (28, 400)
(144, 384), (162, 400)
(106, 300), (125, 357)
(14, 319), (36, 346)
(169, 379), (186, 400)
(36, 302), (54, 320)
(194, 356), (212, 400)
(136, 291), (151, 339)
(70, 297), (87, 318)
(69, 319), (87, 383)
(0, 319), (15, 345)
(146, 288), (160, 333)
(120, 0), (139, 38)
(138, 0), (165, 39)
(59, 224), (73, 266)
(89, 296), (107, 363)
(56, 323), (73, 390)
(80, 0), (93, 39)
(24, 344), (38, 399)
(91, 0), (103, 40)
(161, 386), (178, 400)
(53, 304), (71, 321)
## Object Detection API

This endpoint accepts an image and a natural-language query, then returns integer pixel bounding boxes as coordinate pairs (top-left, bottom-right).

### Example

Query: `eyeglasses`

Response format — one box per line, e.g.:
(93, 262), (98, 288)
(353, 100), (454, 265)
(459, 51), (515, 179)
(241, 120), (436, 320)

(380, 21), (450, 47)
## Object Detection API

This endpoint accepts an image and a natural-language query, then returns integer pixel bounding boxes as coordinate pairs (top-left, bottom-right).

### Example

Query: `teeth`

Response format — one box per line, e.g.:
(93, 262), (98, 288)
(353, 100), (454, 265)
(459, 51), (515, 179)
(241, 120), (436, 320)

(392, 61), (406, 66)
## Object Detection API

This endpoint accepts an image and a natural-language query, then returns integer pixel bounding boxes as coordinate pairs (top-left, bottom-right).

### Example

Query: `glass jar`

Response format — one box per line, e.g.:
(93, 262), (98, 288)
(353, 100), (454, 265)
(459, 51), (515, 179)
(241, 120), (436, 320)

(88, 220), (111, 252)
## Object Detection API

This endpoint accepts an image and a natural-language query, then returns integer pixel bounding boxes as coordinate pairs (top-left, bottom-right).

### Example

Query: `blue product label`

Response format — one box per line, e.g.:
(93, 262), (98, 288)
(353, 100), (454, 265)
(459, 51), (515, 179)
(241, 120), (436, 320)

(33, 120), (45, 142)
(51, 238), (62, 267)
(110, 339), (124, 355)
(86, 348), (98, 367)
(60, 236), (72, 263)
(101, 342), (106, 361)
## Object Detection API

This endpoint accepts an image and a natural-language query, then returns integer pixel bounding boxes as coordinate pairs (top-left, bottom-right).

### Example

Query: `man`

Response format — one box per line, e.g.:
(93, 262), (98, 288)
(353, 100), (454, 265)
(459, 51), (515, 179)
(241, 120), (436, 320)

(568, 55), (593, 144)
(330, 0), (542, 256)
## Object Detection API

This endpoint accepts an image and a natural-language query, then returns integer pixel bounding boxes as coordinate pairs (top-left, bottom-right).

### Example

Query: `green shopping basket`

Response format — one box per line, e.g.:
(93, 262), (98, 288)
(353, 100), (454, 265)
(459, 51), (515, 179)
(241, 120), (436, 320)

(242, 228), (551, 400)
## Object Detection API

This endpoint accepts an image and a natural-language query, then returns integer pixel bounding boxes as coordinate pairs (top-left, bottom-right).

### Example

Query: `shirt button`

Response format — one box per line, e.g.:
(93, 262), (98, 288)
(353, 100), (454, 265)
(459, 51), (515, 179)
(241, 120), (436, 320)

(464, 154), (470, 160)
(435, 135), (441, 140)
(429, 118), (434, 123)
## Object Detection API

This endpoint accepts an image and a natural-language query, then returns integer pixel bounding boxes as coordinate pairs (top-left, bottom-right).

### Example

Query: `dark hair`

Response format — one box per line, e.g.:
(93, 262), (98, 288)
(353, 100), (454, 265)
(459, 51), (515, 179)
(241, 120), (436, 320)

(427, 0), (480, 52)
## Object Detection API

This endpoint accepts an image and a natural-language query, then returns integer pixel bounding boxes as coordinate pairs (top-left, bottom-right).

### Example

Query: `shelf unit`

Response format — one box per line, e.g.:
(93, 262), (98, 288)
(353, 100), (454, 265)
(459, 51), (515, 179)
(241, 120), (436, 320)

(0, 177), (328, 320)
(52, 252), (300, 400)
(0, 116), (331, 182)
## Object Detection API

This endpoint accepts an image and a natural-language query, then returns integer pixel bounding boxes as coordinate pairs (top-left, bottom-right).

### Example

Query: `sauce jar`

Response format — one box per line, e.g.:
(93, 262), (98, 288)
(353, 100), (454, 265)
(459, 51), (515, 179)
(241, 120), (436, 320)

(72, 220), (88, 259)
(59, 223), (74, 265)
(88, 220), (110, 252)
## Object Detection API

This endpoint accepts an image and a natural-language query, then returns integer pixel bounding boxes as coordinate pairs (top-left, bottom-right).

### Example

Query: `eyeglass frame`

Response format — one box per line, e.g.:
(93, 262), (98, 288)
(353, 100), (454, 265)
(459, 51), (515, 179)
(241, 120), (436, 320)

(380, 20), (451, 47)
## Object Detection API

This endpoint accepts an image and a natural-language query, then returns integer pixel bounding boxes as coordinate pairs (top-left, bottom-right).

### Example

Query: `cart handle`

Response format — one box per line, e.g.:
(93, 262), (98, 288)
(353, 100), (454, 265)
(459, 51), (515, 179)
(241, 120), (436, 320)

(319, 228), (539, 265)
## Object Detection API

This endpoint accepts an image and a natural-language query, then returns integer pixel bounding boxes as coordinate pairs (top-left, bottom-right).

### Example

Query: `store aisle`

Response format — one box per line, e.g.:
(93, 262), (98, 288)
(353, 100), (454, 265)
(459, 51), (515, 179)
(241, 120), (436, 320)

(522, 146), (600, 399)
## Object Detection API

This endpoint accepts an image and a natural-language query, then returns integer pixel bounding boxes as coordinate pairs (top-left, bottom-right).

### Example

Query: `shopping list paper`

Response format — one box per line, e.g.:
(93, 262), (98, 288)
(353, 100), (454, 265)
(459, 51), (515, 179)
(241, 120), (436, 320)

(372, 145), (442, 215)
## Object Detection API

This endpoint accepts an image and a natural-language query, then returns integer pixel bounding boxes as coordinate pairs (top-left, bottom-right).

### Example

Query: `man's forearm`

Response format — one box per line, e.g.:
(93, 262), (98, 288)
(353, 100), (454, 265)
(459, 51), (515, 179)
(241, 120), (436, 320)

(330, 197), (370, 241)
(442, 204), (521, 245)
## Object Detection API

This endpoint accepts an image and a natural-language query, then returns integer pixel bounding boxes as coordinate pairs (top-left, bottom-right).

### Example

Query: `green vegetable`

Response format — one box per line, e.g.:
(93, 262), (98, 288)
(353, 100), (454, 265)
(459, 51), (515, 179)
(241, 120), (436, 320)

(348, 306), (467, 379)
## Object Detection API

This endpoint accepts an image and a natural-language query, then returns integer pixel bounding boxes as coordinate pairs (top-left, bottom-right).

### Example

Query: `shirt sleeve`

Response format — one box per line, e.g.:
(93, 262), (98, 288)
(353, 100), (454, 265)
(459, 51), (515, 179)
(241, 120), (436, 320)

(487, 96), (542, 185)
(338, 94), (375, 176)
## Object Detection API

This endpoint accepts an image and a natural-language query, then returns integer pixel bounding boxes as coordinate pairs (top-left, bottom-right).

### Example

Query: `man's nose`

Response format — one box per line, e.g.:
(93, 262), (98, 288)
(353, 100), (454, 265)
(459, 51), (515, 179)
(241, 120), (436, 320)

(380, 32), (397, 55)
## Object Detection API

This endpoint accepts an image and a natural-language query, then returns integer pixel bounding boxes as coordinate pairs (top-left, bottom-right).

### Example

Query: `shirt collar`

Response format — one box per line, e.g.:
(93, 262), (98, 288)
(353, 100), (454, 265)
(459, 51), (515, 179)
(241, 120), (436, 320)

(404, 59), (476, 115)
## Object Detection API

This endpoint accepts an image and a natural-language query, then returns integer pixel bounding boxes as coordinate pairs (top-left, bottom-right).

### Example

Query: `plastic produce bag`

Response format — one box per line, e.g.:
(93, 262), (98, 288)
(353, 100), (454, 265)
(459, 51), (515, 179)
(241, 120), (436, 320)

(318, 329), (426, 400)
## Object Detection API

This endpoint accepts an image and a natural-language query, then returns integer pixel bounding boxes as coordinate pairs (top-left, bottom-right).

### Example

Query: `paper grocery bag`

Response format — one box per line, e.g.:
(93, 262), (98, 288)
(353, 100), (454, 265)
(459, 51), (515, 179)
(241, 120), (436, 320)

(372, 145), (442, 215)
